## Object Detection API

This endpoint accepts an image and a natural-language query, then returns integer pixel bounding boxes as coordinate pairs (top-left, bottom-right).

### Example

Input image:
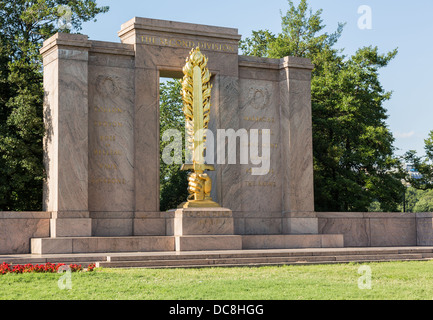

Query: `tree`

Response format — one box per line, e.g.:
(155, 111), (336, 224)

(0, 1), (109, 211)
(404, 130), (433, 190)
(374, 187), (433, 213)
(240, 30), (276, 58)
(240, 0), (404, 212)
(0, 37), (44, 210)
(413, 190), (433, 213)
(404, 187), (429, 213)
(159, 79), (189, 211)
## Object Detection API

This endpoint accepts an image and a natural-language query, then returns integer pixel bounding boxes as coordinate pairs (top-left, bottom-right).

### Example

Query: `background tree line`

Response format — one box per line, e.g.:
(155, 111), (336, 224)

(0, 0), (108, 210)
(398, 131), (433, 212)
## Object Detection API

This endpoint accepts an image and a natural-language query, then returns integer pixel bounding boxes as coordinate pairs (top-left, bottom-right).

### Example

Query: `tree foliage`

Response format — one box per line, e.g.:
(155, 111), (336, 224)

(0, 0), (108, 210)
(159, 79), (189, 212)
(413, 190), (433, 212)
(240, 0), (404, 212)
(403, 130), (433, 191)
(370, 187), (433, 213)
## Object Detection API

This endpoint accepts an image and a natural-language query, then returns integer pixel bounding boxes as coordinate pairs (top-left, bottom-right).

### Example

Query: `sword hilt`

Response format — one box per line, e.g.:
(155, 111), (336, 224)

(181, 164), (215, 172)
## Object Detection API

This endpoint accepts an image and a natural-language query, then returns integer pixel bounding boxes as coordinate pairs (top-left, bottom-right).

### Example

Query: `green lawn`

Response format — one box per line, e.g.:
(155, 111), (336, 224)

(1, 261), (433, 300)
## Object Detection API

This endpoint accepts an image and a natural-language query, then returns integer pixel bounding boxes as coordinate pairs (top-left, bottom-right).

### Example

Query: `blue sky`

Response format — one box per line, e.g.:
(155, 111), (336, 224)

(81, 0), (433, 156)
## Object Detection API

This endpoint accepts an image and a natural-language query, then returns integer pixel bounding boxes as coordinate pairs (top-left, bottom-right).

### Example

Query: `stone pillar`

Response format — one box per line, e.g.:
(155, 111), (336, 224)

(41, 33), (92, 237)
(237, 56), (282, 235)
(118, 19), (163, 215)
(279, 56), (317, 234)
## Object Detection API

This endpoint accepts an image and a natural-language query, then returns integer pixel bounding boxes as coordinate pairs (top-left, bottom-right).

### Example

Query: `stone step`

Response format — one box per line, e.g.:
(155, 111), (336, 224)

(99, 256), (334, 268)
(125, 259), (433, 269)
(3, 247), (433, 269)
(96, 253), (427, 269)
(105, 251), (310, 262)
(0, 254), (108, 266)
(334, 253), (425, 261)
(104, 247), (433, 262)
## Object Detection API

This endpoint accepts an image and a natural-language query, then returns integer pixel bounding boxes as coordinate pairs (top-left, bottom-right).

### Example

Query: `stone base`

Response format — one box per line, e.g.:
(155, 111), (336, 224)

(31, 236), (175, 254)
(90, 212), (174, 237)
(284, 218), (318, 234)
(175, 235), (242, 252)
(30, 234), (344, 254)
(174, 207), (234, 236)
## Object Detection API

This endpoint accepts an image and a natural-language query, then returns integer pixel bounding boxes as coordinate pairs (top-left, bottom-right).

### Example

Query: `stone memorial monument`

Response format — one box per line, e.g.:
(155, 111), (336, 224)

(30, 17), (344, 254)
(5, 17), (433, 257)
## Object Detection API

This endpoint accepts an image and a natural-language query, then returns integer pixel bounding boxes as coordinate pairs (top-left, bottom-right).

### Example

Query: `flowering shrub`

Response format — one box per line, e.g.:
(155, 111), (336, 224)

(0, 262), (96, 274)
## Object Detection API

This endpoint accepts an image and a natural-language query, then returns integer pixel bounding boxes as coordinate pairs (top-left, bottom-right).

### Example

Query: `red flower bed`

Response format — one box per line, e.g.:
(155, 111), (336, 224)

(0, 262), (96, 274)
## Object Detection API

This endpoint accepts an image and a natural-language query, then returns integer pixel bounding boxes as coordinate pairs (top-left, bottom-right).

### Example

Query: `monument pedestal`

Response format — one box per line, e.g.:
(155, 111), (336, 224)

(175, 235), (242, 251)
(174, 208), (234, 236)
(173, 208), (242, 251)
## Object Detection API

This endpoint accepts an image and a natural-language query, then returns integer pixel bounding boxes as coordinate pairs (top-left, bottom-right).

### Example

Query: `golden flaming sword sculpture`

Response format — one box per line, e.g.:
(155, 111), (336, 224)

(179, 47), (220, 208)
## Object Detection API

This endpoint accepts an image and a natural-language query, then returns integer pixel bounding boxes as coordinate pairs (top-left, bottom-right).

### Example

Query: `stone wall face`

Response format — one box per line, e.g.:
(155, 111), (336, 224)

(2, 212), (433, 254)
(318, 212), (433, 247)
(0, 212), (50, 254)
(232, 56), (316, 235)
(87, 42), (136, 236)
(236, 57), (282, 235)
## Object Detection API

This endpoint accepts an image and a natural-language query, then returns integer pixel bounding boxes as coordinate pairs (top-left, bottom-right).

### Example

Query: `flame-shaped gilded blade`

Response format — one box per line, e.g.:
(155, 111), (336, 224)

(192, 65), (204, 170)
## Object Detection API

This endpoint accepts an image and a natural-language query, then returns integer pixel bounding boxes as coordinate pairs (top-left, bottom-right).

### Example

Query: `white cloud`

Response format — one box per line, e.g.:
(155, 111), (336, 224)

(394, 131), (415, 139)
